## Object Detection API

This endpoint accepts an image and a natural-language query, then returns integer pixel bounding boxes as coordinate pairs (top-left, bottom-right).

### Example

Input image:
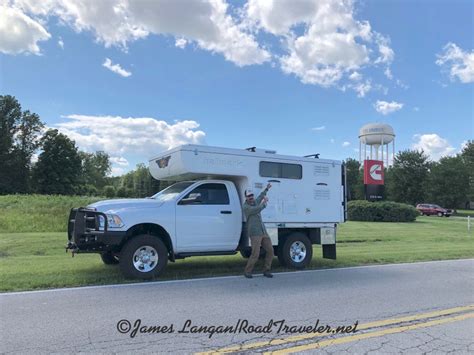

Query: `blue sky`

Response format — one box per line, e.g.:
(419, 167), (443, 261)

(1, 0), (473, 175)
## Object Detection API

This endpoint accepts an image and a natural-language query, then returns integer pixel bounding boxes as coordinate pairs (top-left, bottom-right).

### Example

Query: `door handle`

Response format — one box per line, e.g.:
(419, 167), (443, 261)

(220, 210), (232, 214)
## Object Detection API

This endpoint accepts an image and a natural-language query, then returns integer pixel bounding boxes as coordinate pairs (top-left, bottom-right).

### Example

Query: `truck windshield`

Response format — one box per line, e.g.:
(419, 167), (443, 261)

(150, 182), (194, 202)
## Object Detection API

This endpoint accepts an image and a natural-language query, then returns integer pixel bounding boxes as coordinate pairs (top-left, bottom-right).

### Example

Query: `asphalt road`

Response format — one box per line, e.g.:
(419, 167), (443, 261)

(1, 259), (473, 354)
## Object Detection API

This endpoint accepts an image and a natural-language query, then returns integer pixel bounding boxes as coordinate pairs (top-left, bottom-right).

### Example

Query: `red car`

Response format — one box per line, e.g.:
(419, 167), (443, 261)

(416, 204), (452, 217)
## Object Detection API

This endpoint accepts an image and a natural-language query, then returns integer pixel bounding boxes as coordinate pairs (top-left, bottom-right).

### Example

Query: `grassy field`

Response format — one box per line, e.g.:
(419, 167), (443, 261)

(1, 210), (473, 291)
(454, 209), (474, 217)
(0, 195), (102, 233)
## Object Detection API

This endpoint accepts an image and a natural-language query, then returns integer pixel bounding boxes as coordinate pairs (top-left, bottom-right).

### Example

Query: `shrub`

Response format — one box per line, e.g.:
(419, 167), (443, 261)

(348, 200), (419, 222)
(103, 186), (116, 198)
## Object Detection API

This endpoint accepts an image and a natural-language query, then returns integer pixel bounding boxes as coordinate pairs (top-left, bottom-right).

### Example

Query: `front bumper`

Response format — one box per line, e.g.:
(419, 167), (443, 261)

(66, 207), (126, 254)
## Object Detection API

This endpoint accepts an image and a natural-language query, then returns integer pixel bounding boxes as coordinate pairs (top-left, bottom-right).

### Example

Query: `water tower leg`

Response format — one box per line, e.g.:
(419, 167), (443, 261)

(393, 141), (395, 165)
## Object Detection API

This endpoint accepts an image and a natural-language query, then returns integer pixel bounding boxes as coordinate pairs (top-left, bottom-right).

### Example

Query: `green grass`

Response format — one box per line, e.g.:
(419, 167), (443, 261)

(1, 216), (473, 292)
(454, 209), (474, 217)
(0, 194), (102, 233)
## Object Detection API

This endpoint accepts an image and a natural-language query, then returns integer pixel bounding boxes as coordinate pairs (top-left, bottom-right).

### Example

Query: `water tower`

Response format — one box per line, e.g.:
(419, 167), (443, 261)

(358, 123), (396, 201)
(359, 123), (395, 167)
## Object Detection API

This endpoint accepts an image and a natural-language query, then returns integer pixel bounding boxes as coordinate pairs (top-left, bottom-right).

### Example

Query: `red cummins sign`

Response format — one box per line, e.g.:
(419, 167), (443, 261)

(364, 160), (384, 185)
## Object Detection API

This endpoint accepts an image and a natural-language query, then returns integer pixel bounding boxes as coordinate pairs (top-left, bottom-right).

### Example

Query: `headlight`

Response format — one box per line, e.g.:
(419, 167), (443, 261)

(99, 214), (124, 228)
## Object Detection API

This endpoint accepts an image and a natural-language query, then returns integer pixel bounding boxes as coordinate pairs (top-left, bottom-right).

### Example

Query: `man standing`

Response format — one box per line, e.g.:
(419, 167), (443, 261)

(243, 183), (274, 278)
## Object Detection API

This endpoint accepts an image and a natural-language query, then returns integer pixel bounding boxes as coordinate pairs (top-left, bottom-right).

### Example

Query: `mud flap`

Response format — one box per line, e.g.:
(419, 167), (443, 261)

(322, 244), (336, 259)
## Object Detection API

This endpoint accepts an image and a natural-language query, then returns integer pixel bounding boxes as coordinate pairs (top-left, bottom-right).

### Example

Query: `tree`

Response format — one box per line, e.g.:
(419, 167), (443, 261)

(118, 163), (160, 197)
(461, 141), (474, 208)
(0, 95), (44, 193)
(103, 185), (116, 198)
(33, 129), (82, 195)
(80, 151), (111, 190)
(425, 156), (469, 208)
(344, 158), (363, 200)
(386, 150), (430, 205)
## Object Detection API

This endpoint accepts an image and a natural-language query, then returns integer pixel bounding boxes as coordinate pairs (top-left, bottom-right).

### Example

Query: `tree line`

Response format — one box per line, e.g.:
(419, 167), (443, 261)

(0, 95), (167, 197)
(1, 95), (473, 208)
(345, 144), (473, 209)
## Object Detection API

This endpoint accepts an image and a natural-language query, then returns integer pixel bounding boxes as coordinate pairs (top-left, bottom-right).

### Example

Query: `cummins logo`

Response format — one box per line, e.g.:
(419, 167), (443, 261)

(370, 164), (383, 181)
(364, 160), (384, 185)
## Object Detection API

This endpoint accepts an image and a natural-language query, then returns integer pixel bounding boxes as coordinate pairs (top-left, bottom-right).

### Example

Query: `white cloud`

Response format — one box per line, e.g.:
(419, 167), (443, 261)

(110, 166), (126, 176)
(374, 100), (403, 115)
(330, 138), (335, 144)
(436, 42), (474, 83)
(175, 38), (187, 49)
(102, 58), (132, 77)
(412, 134), (456, 161)
(58, 37), (64, 49)
(110, 156), (129, 167)
(5, 0), (393, 92)
(10, 0), (269, 67)
(353, 80), (372, 98)
(0, 5), (51, 54)
(342, 141), (350, 147)
(311, 126), (325, 131)
(55, 114), (206, 174)
(349, 71), (362, 81)
(55, 114), (206, 156)
(413, 106), (420, 112)
(374, 34), (394, 64)
(246, 0), (393, 87)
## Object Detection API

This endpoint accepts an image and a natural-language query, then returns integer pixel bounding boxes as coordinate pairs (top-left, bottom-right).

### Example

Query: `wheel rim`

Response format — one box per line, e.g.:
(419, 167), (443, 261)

(132, 246), (158, 272)
(289, 241), (307, 263)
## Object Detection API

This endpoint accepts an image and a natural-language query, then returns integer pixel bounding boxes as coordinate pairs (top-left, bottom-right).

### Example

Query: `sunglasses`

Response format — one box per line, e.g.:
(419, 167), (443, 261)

(247, 195), (254, 198)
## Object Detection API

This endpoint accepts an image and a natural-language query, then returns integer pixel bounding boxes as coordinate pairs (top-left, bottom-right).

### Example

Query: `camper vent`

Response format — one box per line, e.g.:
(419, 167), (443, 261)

(314, 189), (330, 200)
(245, 147), (277, 154)
(314, 165), (330, 176)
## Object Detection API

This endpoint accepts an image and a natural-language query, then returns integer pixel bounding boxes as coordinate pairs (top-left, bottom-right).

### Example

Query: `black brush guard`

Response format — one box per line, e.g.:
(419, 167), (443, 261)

(66, 208), (108, 255)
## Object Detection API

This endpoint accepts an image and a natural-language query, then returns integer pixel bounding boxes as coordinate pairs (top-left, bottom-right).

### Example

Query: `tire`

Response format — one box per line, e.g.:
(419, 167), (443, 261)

(278, 232), (312, 269)
(119, 234), (168, 279)
(437, 212), (443, 217)
(100, 251), (119, 265)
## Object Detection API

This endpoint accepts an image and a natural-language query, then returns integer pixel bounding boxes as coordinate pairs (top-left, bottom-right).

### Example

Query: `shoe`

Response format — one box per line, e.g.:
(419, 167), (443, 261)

(244, 273), (253, 279)
(263, 271), (273, 278)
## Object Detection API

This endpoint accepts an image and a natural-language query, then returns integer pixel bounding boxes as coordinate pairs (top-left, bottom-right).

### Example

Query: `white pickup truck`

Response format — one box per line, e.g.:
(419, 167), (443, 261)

(67, 144), (347, 279)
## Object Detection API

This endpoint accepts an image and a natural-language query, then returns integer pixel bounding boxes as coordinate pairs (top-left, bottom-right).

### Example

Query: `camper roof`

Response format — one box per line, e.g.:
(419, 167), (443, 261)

(149, 144), (339, 165)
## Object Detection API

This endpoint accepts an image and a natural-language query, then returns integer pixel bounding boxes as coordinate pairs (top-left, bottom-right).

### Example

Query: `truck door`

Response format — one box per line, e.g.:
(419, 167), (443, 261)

(175, 182), (240, 252)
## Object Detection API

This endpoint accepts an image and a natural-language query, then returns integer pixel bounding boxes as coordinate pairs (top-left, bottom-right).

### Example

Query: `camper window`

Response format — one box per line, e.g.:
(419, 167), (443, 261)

(259, 161), (302, 180)
(180, 183), (230, 205)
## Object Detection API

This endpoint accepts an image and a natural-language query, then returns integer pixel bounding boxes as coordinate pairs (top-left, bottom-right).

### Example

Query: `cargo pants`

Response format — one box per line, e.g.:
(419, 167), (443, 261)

(244, 234), (274, 274)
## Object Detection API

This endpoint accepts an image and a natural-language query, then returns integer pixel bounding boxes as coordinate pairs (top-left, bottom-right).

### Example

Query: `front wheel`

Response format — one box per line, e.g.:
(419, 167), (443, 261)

(437, 212), (444, 217)
(119, 235), (168, 279)
(278, 233), (312, 269)
(100, 251), (119, 265)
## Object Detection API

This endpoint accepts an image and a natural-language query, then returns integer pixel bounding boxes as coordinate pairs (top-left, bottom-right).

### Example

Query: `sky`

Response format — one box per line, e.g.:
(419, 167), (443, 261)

(0, 0), (473, 176)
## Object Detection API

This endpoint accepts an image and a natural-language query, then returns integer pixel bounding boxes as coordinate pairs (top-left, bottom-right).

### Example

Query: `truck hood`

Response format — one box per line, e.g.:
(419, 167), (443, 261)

(88, 198), (163, 214)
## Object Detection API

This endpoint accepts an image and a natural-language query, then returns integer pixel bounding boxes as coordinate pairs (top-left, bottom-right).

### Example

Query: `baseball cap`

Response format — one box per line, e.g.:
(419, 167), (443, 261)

(245, 189), (254, 197)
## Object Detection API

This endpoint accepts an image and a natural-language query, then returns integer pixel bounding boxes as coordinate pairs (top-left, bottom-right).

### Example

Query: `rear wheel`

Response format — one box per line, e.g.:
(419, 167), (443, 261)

(100, 251), (119, 265)
(119, 235), (168, 279)
(278, 233), (312, 269)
